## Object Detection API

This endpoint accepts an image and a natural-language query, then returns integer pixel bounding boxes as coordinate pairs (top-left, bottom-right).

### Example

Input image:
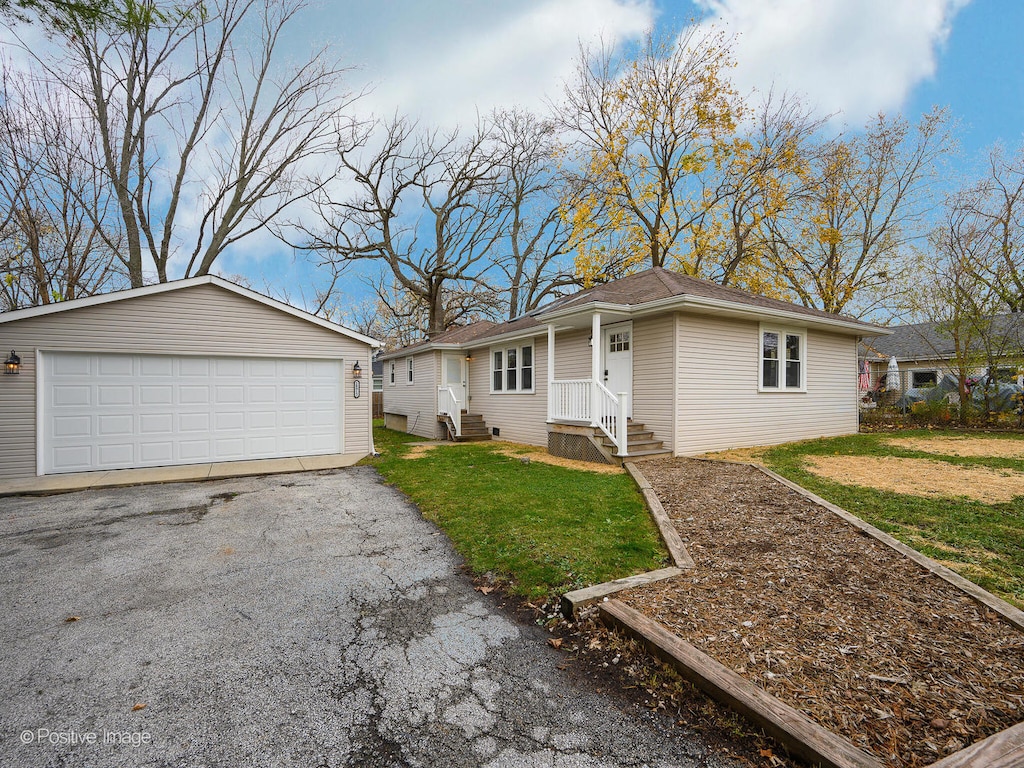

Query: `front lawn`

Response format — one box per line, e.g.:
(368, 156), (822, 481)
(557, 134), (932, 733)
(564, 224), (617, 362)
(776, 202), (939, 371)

(752, 430), (1024, 608)
(362, 423), (668, 600)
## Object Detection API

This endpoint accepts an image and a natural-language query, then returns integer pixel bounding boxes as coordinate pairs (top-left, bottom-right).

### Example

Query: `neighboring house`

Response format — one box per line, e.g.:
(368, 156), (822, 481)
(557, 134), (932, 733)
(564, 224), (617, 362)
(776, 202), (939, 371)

(381, 267), (885, 462)
(860, 314), (1024, 393)
(0, 276), (378, 482)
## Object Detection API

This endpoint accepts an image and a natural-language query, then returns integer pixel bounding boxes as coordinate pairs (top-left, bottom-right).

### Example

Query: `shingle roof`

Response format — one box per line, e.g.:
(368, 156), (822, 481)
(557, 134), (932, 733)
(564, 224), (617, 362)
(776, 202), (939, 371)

(861, 314), (1024, 361)
(541, 267), (866, 325)
(382, 267), (882, 358)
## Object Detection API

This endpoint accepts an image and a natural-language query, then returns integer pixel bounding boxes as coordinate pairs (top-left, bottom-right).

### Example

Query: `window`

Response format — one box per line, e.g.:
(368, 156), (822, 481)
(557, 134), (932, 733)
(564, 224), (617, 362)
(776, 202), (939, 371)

(608, 330), (630, 352)
(389, 361), (395, 386)
(491, 343), (534, 393)
(911, 370), (938, 388)
(761, 327), (804, 391)
(406, 357), (414, 384)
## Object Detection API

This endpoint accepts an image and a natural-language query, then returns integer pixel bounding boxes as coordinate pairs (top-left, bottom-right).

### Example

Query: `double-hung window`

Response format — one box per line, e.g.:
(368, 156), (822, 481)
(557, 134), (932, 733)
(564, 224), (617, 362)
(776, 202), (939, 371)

(389, 361), (395, 386)
(491, 343), (534, 393)
(760, 327), (805, 391)
(406, 357), (414, 384)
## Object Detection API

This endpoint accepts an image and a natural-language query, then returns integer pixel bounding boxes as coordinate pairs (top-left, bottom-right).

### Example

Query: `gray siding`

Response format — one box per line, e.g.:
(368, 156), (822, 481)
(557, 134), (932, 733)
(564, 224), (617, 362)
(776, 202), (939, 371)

(632, 314), (675, 452)
(465, 334), (548, 446)
(0, 283), (372, 480)
(381, 350), (441, 439)
(674, 313), (858, 455)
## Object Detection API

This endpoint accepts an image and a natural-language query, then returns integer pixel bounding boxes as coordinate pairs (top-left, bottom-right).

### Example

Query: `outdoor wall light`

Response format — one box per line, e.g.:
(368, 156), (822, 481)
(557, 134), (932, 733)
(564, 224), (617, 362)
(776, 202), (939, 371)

(465, 353), (472, 361)
(4, 350), (20, 375)
(587, 335), (593, 347)
(352, 361), (362, 378)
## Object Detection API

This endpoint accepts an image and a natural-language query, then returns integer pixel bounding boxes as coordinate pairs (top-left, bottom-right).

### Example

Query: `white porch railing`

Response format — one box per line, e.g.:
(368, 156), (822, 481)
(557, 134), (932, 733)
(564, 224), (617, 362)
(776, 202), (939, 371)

(438, 386), (461, 438)
(548, 379), (629, 457)
(548, 379), (592, 422)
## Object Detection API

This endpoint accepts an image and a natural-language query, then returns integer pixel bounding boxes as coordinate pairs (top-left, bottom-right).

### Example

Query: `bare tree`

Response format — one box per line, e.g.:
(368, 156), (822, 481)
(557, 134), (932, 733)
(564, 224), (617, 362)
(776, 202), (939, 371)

(39, 0), (357, 287)
(0, 66), (123, 310)
(762, 108), (953, 316)
(306, 116), (506, 337)
(490, 108), (577, 319)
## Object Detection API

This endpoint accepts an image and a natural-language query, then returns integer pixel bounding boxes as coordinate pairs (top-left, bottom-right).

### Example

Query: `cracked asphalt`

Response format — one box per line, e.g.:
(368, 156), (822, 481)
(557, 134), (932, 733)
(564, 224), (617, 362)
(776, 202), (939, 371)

(0, 467), (742, 767)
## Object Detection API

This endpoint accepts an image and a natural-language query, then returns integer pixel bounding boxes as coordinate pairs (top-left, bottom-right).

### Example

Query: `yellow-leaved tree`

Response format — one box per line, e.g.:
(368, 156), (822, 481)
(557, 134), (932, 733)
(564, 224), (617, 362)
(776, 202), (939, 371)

(557, 27), (742, 286)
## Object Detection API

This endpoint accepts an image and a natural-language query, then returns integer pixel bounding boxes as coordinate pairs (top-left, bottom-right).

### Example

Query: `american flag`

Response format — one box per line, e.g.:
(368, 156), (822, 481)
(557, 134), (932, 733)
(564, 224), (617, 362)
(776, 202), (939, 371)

(858, 360), (871, 390)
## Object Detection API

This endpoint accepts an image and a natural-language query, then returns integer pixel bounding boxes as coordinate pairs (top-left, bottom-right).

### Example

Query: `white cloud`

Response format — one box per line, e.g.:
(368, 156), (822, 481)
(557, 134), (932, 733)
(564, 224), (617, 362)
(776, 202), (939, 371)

(694, 0), (970, 125)
(360, 0), (654, 126)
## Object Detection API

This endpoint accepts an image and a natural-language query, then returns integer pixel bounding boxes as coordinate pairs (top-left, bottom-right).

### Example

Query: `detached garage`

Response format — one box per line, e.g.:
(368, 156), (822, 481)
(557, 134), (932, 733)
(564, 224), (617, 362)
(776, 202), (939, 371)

(0, 276), (378, 482)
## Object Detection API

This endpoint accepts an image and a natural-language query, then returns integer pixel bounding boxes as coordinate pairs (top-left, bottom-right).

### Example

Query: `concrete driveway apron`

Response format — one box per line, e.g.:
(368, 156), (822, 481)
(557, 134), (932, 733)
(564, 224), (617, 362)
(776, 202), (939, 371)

(0, 466), (741, 767)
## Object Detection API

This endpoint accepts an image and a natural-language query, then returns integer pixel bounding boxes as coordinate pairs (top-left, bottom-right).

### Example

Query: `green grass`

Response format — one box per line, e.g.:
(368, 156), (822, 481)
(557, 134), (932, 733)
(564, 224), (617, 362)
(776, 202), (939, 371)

(362, 422), (668, 600)
(758, 430), (1024, 608)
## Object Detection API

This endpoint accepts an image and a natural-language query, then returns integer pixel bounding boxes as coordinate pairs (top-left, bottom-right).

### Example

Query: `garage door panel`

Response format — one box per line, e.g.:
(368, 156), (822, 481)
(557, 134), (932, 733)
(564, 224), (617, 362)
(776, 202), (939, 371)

(139, 413), (173, 434)
(98, 414), (134, 436)
(52, 354), (91, 376)
(53, 385), (91, 406)
(98, 386), (133, 406)
(43, 353), (343, 474)
(99, 443), (134, 466)
(140, 357), (172, 376)
(179, 386), (210, 404)
(179, 412), (210, 432)
(180, 358), (210, 376)
(179, 440), (212, 461)
(53, 415), (92, 438)
(98, 356), (133, 376)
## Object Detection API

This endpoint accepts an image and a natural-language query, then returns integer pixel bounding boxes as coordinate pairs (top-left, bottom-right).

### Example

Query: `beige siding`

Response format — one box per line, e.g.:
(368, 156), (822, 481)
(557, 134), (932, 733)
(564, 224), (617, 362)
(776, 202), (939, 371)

(381, 350), (441, 439)
(553, 328), (593, 379)
(0, 283), (372, 480)
(674, 313), (858, 455)
(465, 334), (549, 446)
(631, 315), (675, 452)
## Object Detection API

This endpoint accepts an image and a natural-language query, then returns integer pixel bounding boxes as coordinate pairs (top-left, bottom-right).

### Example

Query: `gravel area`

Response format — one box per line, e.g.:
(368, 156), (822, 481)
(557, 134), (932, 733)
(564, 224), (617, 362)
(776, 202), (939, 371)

(618, 458), (1024, 768)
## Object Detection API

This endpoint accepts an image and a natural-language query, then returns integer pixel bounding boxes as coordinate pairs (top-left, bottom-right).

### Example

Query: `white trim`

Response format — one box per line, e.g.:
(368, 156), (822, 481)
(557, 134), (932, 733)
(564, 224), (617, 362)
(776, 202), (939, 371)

(0, 275), (380, 348)
(909, 368), (940, 388)
(758, 324), (807, 393)
(405, 357), (414, 385)
(389, 360), (396, 386)
(35, 349), (44, 476)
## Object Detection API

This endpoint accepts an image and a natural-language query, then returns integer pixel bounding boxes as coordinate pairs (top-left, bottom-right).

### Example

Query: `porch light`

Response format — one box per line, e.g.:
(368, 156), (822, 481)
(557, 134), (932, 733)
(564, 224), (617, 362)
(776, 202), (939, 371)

(4, 350), (20, 375)
(465, 353), (473, 361)
(587, 335), (593, 347)
(352, 361), (362, 378)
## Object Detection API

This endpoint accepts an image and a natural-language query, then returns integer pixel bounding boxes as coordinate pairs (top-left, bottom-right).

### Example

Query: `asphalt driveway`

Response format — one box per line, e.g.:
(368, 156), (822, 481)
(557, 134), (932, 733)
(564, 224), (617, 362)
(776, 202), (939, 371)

(0, 467), (739, 767)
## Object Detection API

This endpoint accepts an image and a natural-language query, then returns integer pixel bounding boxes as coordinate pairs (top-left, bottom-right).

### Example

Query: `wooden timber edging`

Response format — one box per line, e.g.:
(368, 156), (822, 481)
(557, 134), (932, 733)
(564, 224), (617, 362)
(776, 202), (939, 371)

(559, 461), (696, 619)
(741, 462), (1024, 633)
(599, 599), (884, 768)
(622, 462), (696, 569)
(923, 721), (1024, 768)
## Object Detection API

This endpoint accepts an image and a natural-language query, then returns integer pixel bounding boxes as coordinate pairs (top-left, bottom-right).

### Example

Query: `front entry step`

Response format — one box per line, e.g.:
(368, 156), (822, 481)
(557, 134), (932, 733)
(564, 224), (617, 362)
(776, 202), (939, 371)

(439, 411), (492, 442)
(598, 420), (671, 460)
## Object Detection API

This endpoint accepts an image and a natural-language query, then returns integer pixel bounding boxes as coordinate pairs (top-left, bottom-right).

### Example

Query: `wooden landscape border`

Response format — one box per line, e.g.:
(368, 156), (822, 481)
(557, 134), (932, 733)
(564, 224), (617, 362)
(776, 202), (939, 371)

(594, 459), (1024, 768)
(560, 461), (695, 618)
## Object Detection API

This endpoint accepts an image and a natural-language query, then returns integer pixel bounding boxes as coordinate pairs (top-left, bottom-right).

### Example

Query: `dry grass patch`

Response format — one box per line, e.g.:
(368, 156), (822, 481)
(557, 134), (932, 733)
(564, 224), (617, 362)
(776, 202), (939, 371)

(492, 441), (624, 474)
(886, 435), (1024, 459)
(804, 454), (1024, 504)
(404, 444), (441, 459)
(698, 446), (769, 465)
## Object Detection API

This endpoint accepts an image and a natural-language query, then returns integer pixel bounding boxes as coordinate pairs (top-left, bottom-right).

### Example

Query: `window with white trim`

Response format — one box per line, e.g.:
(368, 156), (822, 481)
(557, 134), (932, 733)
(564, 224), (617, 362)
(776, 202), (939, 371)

(760, 327), (805, 391)
(406, 357), (414, 384)
(491, 343), (535, 393)
(389, 361), (395, 385)
(911, 370), (938, 388)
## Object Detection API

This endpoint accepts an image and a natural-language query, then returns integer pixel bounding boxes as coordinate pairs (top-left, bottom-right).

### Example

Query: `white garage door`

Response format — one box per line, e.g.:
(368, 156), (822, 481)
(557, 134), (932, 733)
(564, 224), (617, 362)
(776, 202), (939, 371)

(42, 352), (343, 474)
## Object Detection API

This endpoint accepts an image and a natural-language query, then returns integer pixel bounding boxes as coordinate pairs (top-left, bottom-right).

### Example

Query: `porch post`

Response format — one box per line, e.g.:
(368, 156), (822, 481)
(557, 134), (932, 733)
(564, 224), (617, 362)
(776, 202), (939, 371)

(546, 323), (555, 421)
(590, 312), (601, 427)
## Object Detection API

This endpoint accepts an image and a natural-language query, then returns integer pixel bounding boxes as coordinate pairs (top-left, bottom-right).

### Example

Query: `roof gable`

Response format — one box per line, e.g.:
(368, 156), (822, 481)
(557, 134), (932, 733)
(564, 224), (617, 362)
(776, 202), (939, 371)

(0, 276), (379, 347)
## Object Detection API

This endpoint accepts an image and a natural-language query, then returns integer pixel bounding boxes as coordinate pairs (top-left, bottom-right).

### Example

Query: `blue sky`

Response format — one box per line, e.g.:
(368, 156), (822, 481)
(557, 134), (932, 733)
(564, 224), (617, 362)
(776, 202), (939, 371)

(231, 0), (1024, 313)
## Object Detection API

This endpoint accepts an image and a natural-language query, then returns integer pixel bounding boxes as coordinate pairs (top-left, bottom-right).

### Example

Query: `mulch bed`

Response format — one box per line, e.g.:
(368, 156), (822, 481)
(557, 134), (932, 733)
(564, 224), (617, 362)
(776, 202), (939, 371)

(616, 457), (1024, 768)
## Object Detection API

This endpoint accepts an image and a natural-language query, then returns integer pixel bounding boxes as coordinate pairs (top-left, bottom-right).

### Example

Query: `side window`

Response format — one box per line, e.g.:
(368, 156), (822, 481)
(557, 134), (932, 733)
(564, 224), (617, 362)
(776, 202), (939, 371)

(389, 361), (395, 385)
(492, 350), (503, 391)
(406, 357), (414, 384)
(761, 327), (804, 391)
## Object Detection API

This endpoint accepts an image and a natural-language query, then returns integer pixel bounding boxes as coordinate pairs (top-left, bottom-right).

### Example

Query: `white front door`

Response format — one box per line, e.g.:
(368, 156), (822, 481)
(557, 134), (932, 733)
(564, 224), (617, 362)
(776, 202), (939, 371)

(442, 353), (467, 410)
(602, 322), (633, 418)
